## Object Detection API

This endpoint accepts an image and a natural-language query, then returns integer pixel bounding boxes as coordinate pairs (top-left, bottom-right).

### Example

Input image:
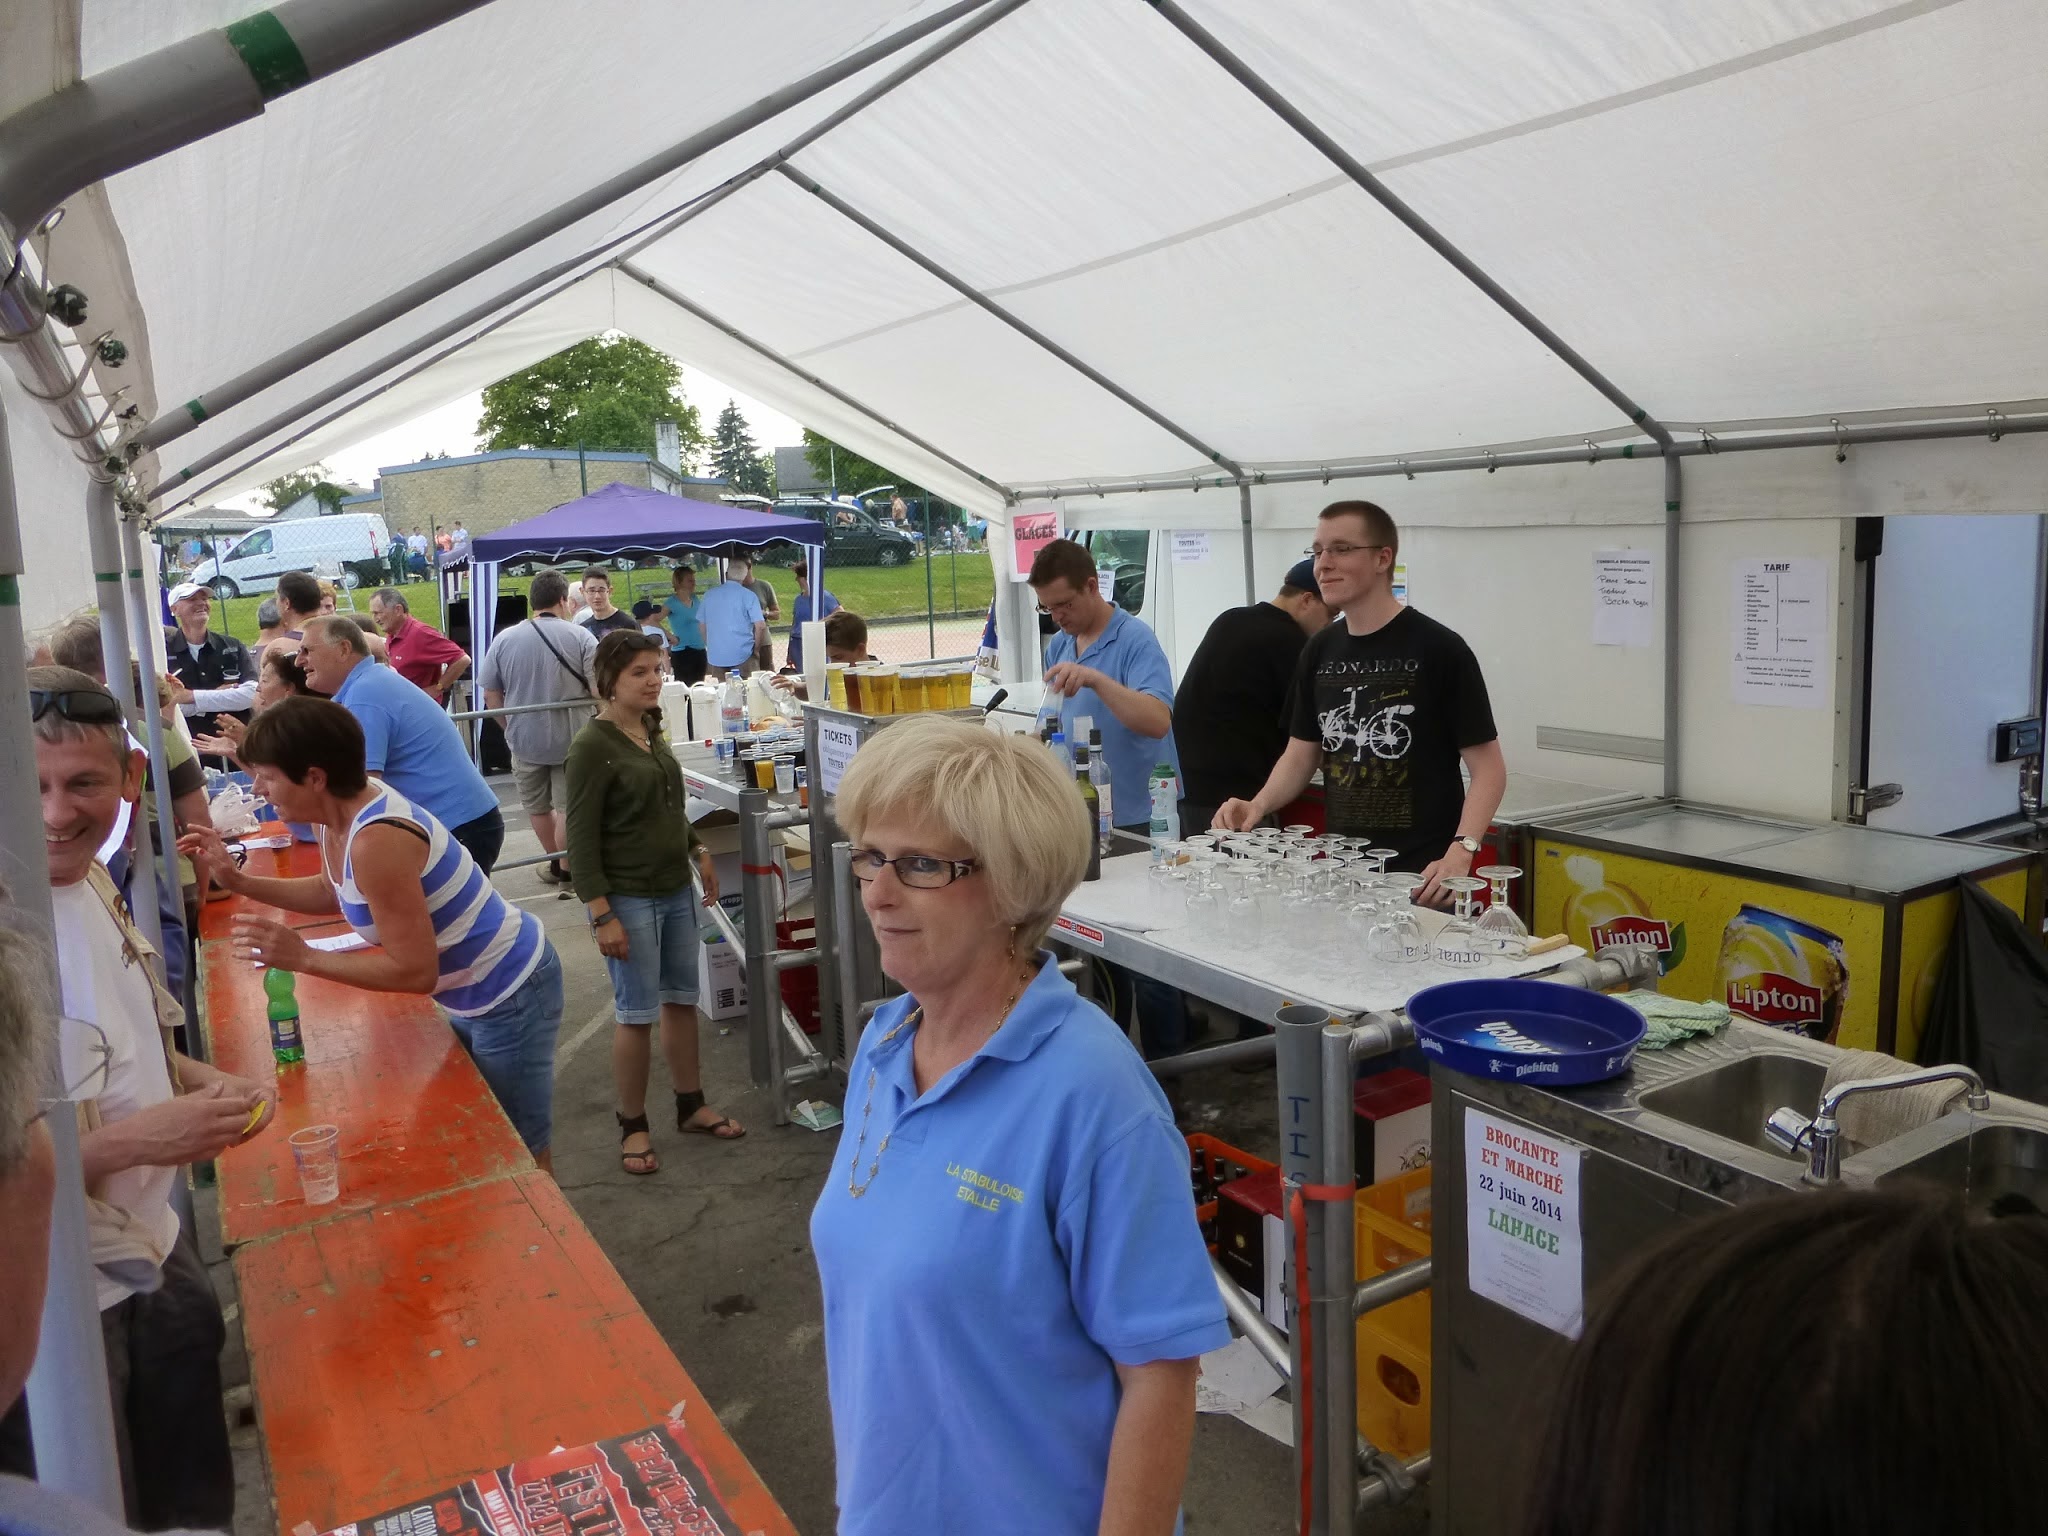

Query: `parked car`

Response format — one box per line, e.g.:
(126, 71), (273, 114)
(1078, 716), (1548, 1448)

(762, 498), (918, 567)
(1087, 528), (1149, 613)
(184, 511), (395, 597)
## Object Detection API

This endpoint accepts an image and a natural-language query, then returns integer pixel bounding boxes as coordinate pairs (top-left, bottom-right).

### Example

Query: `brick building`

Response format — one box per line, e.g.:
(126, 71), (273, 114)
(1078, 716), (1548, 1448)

(353, 449), (729, 541)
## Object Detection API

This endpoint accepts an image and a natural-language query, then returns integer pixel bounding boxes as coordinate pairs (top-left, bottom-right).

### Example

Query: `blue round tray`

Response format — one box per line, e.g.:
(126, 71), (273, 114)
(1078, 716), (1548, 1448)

(1407, 979), (1645, 1086)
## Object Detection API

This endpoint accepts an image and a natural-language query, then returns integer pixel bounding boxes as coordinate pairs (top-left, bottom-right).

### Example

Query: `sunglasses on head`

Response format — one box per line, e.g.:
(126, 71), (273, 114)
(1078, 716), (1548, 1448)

(29, 688), (123, 724)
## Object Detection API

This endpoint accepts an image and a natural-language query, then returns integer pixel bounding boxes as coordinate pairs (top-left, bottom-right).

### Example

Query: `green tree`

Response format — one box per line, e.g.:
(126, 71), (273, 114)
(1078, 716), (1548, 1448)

(710, 401), (773, 496)
(259, 463), (352, 513)
(476, 335), (704, 460)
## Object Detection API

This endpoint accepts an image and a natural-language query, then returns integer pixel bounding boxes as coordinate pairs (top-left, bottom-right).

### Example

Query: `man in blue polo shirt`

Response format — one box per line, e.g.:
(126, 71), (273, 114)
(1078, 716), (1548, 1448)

(1030, 538), (1188, 1059)
(297, 615), (506, 872)
(699, 553), (768, 678)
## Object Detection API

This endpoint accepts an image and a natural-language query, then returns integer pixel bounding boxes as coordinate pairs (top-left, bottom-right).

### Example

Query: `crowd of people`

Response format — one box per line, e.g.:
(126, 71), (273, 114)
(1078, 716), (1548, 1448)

(11, 505), (2046, 1536)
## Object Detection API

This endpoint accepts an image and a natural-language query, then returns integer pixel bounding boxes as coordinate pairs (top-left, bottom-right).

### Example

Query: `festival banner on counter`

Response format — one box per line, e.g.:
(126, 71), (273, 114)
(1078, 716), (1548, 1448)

(318, 1421), (742, 1536)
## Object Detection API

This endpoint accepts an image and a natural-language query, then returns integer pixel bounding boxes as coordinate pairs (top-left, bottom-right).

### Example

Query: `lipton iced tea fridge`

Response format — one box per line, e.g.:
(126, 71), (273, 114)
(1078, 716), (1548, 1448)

(1530, 802), (2029, 1057)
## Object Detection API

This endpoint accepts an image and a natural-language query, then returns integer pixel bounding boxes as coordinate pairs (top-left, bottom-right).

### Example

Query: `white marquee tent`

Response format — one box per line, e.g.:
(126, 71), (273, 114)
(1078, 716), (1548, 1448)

(6, 1), (2048, 1517)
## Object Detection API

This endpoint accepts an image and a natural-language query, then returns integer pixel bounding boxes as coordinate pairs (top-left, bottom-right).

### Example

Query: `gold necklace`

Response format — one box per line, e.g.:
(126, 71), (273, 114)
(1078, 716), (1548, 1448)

(845, 966), (1032, 1198)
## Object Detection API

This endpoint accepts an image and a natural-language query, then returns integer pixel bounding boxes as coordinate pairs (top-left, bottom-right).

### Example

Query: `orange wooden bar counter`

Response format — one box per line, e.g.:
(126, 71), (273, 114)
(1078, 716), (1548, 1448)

(199, 929), (796, 1536)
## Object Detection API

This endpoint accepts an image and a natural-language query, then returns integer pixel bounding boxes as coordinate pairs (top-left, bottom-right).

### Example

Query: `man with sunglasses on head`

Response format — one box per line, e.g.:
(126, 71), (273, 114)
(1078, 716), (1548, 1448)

(2, 668), (276, 1529)
(1215, 501), (1505, 907)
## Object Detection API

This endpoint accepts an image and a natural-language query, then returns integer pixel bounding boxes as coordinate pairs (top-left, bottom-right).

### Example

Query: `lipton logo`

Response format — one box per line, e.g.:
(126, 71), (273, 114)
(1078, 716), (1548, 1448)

(1590, 915), (1671, 953)
(1727, 971), (1824, 1029)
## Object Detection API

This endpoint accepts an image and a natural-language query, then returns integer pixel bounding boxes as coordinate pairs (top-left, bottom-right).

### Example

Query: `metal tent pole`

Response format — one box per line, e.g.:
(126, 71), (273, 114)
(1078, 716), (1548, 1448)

(1273, 1003), (1330, 1533)
(775, 164), (1247, 480)
(1004, 407), (2048, 501)
(621, 263), (1014, 506)
(131, 0), (1013, 458)
(1143, 0), (1674, 454)
(1318, 1021), (1358, 1536)
(0, 383), (126, 1519)
(119, 512), (187, 960)
(1662, 455), (1682, 799)
(1237, 480), (1257, 604)
(84, 481), (165, 958)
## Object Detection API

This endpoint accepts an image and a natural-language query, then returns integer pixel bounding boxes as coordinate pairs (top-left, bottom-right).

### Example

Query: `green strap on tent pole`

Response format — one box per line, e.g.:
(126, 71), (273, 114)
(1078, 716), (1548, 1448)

(0, 575), (17, 606)
(184, 399), (208, 424)
(94, 570), (121, 582)
(224, 12), (312, 100)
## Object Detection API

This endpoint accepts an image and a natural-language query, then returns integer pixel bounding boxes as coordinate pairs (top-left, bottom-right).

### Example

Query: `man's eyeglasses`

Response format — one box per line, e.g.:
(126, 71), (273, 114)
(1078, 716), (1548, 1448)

(848, 849), (980, 888)
(1305, 542), (1387, 561)
(28, 688), (123, 725)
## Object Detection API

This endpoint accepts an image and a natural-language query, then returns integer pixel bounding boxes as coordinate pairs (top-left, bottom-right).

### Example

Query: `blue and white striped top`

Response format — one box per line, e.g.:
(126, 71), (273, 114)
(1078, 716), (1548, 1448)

(327, 782), (544, 1017)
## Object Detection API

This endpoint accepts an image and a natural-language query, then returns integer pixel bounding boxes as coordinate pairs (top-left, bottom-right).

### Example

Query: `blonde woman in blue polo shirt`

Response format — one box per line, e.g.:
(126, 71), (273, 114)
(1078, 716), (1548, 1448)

(811, 716), (1227, 1536)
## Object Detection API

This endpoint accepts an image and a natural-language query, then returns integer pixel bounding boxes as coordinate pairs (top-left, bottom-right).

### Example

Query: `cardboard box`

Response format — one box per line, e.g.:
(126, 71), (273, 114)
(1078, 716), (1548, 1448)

(698, 932), (746, 1021)
(1354, 1069), (1432, 1186)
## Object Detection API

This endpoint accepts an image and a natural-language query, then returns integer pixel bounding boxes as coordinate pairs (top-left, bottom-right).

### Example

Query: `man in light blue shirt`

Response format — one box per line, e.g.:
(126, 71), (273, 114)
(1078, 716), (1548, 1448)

(1031, 538), (1187, 1057)
(698, 554), (767, 678)
(297, 616), (505, 872)
(1032, 540), (1179, 830)
(786, 561), (839, 671)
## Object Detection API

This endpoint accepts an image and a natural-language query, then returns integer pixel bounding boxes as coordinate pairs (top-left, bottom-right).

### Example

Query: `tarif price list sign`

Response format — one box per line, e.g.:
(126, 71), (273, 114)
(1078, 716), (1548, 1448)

(1464, 1108), (1585, 1338)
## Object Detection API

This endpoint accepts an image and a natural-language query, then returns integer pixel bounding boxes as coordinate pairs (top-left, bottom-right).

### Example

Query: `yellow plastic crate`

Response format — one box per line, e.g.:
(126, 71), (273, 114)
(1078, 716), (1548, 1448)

(1354, 1165), (1432, 1456)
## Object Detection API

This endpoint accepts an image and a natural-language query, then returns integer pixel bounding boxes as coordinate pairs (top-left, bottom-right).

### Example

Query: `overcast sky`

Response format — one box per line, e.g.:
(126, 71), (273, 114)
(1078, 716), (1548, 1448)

(241, 364), (809, 504)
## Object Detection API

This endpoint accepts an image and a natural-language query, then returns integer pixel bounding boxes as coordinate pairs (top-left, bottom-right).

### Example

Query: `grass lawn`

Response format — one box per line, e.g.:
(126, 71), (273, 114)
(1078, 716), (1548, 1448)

(197, 553), (994, 645)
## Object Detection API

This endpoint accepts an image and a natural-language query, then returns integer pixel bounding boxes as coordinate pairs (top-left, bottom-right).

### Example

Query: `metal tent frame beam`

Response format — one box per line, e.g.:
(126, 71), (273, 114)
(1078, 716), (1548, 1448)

(774, 163), (1247, 481)
(618, 262), (1015, 505)
(144, 0), (1032, 504)
(132, 0), (1013, 458)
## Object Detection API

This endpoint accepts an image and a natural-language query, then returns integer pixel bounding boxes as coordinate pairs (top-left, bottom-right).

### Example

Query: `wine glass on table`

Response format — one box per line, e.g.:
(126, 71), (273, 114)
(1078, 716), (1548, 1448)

(1472, 865), (1530, 958)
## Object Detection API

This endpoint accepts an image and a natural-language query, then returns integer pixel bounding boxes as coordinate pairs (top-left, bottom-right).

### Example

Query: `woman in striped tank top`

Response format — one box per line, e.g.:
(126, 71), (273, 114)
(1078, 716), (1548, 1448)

(181, 697), (562, 1170)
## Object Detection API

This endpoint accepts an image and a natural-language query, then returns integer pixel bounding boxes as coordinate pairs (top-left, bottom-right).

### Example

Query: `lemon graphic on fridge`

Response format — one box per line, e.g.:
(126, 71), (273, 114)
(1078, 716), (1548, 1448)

(1560, 855), (1685, 975)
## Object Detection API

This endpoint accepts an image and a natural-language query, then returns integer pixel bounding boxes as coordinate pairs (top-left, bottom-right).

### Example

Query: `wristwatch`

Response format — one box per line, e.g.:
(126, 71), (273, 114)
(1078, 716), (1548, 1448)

(1455, 836), (1482, 855)
(591, 910), (620, 929)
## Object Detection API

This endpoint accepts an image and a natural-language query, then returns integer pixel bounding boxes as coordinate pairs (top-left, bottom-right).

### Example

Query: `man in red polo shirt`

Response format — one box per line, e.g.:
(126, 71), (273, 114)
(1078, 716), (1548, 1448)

(368, 588), (471, 702)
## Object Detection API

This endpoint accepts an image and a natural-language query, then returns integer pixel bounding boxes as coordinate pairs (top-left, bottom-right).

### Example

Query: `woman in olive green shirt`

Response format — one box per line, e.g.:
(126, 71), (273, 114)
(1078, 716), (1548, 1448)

(566, 631), (744, 1175)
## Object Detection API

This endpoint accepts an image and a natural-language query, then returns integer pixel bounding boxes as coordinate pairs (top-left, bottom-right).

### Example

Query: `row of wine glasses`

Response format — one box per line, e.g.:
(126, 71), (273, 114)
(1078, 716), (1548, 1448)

(1144, 833), (1531, 968)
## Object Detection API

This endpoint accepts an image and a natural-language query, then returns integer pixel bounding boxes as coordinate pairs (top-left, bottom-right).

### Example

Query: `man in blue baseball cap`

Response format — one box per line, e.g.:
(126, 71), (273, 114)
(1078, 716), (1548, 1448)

(1171, 556), (1331, 835)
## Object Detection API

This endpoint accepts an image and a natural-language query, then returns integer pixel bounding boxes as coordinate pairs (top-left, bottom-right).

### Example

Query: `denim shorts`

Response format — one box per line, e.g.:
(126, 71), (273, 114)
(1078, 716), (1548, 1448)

(603, 886), (702, 1025)
(450, 944), (563, 1155)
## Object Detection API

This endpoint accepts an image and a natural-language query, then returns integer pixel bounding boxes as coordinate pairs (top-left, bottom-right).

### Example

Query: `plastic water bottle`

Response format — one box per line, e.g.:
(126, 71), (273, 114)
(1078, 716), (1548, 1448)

(719, 675), (746, 737)
(264, 967), (304, 1065)
(1149, 764), (1179, 862)
(1087, 728), (1112, 853)
(1048, 729), (1071, 776)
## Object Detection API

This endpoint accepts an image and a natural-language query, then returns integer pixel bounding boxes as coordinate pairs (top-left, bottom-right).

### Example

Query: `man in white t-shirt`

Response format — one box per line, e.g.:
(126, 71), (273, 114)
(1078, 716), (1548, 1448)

(0, 667), (276, 1529)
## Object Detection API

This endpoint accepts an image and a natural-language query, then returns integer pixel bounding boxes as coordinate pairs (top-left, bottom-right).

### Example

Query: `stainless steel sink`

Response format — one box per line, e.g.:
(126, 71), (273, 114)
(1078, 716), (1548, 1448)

(1636, 1053), (1829, 1156)
(1877, 1120), (2048, 1214)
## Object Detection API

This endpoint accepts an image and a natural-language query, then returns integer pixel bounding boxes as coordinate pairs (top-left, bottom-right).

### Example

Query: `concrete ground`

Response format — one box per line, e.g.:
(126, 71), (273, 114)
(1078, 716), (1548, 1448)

(215, 785), (1431, 1536)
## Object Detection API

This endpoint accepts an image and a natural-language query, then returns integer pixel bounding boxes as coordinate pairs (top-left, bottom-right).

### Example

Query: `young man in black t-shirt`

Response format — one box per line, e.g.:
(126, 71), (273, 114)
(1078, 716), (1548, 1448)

(1215, 500), (1506, 905)
(1174, 558), (1330, 833)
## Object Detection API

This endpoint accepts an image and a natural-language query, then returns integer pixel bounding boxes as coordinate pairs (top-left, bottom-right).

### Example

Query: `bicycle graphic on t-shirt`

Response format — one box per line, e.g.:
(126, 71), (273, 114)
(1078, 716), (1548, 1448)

(1319, 690), (1415, 761)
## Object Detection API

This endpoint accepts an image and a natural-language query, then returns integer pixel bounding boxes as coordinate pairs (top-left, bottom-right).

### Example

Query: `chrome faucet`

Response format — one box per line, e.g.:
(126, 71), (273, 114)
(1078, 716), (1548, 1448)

(1764, 1064), (1990, 1185)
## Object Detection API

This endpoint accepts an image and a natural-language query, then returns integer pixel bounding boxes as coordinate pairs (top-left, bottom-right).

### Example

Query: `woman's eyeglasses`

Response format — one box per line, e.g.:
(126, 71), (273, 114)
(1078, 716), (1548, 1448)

(21, 1019), (113, 1132)
(848, 849), (980, 889)
(29, 688), (123, 724)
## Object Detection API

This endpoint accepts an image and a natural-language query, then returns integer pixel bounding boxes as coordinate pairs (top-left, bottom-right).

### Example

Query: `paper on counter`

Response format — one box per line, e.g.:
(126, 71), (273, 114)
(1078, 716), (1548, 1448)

(1196, 1335), (1283, 1415)
(305, 932), (370, 953)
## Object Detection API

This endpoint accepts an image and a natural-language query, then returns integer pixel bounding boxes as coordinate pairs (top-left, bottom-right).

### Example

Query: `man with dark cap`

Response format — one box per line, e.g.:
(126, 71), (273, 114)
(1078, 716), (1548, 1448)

(1172, 558), (1331, 834)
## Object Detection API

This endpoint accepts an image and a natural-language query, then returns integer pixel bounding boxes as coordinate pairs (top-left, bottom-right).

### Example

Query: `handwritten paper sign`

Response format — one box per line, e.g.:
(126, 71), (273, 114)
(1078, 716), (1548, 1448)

(1009, 506), (1060, 582)
(1592, 550), (1654, 647)
(815, 719), (859, 795)
(1731, 556), (1826, 707)
(1464, 1108), (1584, 1337)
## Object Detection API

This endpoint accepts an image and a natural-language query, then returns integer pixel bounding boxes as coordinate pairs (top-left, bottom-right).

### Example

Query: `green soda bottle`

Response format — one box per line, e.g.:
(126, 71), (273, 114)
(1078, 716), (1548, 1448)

(264, 967), (304, 1065)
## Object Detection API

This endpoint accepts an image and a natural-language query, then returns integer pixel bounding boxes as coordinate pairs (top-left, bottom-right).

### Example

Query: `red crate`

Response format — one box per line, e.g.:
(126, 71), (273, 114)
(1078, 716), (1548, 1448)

(776, 918), (821, 1034)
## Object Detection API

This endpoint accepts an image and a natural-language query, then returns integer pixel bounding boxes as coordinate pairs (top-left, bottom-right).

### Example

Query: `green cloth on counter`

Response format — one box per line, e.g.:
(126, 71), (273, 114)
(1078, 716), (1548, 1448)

(1617, 990), (1730, 1049)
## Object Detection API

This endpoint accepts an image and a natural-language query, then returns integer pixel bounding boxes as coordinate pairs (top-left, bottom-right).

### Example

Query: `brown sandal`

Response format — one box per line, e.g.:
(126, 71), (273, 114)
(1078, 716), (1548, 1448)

(676, 1092), (746, 1141)
(617, 1111), (659, 1174)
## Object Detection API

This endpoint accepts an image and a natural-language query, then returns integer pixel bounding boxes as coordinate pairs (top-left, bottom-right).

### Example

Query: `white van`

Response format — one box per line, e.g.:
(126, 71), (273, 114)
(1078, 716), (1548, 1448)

(185, 512), (395, 597)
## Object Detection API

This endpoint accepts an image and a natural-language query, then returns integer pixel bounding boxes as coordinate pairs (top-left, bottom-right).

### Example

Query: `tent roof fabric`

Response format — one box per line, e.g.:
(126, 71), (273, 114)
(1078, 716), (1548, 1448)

(8, 0), (2048, 531)
(467, 480), (826, 563)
